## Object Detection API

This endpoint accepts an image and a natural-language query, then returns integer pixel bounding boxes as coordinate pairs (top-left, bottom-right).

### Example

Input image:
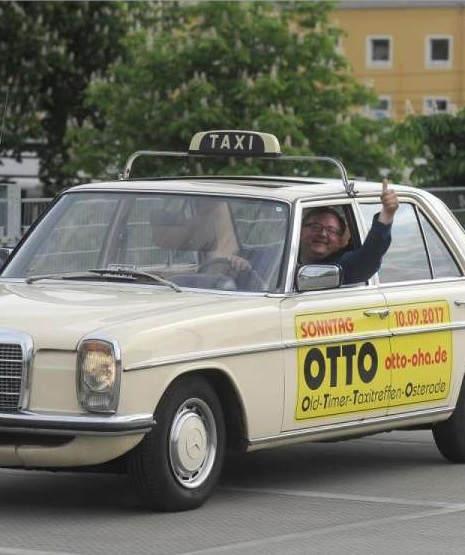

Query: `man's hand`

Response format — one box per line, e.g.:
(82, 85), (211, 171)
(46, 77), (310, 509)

(229, 255), (252, 272)
(378, 178), (399, 224)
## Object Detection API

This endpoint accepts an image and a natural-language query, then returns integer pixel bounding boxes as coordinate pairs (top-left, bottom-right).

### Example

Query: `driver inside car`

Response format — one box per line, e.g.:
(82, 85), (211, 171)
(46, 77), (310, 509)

(299, 180), (398, 284)
(229, 179), (398, 286)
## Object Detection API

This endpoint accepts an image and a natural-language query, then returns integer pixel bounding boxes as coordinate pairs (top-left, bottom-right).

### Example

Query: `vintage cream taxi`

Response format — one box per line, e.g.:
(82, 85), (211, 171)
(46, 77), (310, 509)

(0, 130), (465, 512)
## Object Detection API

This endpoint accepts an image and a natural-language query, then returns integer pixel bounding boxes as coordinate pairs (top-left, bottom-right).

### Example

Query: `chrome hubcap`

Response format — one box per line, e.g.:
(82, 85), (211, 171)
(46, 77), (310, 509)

(169, 397), (217, 489)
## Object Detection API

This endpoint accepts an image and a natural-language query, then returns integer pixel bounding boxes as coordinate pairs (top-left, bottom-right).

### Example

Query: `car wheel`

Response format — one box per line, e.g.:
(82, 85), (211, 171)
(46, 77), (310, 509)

(433, 380), (465, 463)
(128, 375), (226, 511)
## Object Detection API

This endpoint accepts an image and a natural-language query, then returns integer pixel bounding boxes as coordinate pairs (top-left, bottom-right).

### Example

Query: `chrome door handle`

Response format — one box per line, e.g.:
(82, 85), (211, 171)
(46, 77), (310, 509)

(454, 300), (465, 306)
(364, 308), (389, 319)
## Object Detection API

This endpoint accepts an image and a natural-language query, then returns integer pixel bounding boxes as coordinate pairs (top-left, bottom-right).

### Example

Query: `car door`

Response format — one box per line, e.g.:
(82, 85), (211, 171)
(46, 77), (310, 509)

(281, 201), (392, 432)
(359, 197), (465, 418)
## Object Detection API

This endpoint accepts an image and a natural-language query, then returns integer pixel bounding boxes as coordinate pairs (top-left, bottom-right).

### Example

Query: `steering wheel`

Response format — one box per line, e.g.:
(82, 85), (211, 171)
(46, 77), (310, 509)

(198, 257), (266, 291)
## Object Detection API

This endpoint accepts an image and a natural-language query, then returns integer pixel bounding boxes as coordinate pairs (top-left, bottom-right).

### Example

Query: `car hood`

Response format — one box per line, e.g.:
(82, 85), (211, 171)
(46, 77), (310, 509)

(0, 281), (281, 365)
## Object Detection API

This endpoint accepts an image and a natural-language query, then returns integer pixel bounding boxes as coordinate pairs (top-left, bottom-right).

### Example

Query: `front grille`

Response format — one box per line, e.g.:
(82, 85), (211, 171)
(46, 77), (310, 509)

(0, 342), (25, 413)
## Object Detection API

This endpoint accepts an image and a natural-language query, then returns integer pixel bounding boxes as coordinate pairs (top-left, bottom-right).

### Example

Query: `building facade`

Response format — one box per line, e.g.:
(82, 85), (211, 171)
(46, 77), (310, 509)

(332, 0), (465, 120)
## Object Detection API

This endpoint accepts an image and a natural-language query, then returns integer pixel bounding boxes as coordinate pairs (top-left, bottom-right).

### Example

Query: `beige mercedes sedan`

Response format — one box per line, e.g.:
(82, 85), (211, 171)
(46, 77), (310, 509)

(0, 130), (464, 511)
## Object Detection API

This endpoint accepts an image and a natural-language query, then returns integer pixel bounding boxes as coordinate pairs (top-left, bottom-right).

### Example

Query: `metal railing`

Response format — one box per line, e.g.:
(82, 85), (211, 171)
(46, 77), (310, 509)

(0, 191), (52, 245)
(21, 197), (52, 232)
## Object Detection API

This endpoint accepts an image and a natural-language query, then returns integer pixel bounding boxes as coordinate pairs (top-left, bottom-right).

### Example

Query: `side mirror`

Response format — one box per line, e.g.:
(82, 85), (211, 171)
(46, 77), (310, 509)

(0, 247), (13, 270)
(296, 264), (342, 292)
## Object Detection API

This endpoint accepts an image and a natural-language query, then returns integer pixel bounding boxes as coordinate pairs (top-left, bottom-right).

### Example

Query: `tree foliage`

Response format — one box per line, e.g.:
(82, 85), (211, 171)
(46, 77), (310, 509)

(66, 1), (402, 184)
(394, 108), (465, 187)
(0, 1), (143, 194)
(0, 1), (407, 193)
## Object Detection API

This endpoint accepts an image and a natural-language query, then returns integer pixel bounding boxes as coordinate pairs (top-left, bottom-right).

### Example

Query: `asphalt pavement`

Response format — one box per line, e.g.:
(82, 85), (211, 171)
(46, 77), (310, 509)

(0, 430), (463, 555)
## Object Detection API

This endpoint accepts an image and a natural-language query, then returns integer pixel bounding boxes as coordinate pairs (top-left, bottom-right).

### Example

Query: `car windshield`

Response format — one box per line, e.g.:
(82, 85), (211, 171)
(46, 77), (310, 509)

(2, 191), (289, 293)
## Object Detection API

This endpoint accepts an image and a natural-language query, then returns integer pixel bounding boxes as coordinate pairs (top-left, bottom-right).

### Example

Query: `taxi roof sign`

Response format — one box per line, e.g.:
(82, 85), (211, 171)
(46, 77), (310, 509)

(120, 129), (354, 197)
(188, 130), (281, 157)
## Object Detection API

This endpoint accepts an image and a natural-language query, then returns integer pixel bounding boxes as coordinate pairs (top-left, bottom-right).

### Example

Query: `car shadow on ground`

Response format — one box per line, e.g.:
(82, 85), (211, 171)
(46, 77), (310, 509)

(0, 431), (446, 515)
(220, 430), (446, 488)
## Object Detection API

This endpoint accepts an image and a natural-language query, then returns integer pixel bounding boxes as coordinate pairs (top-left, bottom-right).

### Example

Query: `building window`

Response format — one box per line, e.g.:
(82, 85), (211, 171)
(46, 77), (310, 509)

(423, 97), (450, 115)
(426, 36), (452, 67)
(366, 96), (392, 120)
(367, 36), (392, 68)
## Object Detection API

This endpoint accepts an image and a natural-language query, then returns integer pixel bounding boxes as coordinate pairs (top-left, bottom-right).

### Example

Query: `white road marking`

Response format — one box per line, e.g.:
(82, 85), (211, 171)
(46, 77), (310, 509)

(170, 486), (465, 555)
(221, 485), (463, 508)
(179, 505), (465, 554)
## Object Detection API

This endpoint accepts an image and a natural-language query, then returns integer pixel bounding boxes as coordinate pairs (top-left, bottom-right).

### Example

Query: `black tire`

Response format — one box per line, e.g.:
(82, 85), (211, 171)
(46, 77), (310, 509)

(128, 375), (226, 511)
(433, 380), (465, 463)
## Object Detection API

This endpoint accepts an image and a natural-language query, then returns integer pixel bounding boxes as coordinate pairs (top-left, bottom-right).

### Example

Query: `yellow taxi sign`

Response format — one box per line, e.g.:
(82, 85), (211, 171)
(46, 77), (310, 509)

(189, 130), (281, 157)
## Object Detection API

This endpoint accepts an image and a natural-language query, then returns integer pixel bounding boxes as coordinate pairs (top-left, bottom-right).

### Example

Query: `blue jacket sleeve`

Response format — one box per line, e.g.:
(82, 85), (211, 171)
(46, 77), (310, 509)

(337, 214), (392, 284)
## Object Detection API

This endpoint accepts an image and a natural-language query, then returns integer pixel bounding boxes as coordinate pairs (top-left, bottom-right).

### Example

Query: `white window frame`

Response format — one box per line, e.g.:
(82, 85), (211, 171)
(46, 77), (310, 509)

(426, 35), (452, 68)
(335, 35), (344, 55)
(366, 35), (393, 69)
(423, 97), (450, 115)
(366, 96), (392, 120)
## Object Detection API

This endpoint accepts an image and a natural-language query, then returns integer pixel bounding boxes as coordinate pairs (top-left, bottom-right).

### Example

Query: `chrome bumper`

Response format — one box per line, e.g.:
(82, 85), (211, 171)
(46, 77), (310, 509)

(0, 411), (155, 436)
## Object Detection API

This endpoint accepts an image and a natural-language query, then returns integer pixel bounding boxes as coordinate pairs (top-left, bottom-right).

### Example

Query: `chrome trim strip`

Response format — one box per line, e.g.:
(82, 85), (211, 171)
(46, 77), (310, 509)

(0, 411), (155, 436)
(391, 322), (465, 336)
(285, 330), (391, 349)
(125, 342), (285, 371)
(247, 406), (451, 450)
(126, 330), (396, 371)
(126, 319), (465, 371)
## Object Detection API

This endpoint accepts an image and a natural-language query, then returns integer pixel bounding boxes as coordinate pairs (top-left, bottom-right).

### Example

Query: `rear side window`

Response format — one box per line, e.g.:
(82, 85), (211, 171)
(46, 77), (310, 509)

(359, 202), (461, 283)
(419, 212), (461, 278)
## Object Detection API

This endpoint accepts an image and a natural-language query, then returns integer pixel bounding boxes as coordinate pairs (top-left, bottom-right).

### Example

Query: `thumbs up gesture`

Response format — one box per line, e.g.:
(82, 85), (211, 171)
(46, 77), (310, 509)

(379, 178), (399, 224)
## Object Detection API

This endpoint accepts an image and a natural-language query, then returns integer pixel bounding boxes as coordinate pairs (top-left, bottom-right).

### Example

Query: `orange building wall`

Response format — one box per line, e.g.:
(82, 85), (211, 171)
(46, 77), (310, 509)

(332, 4), (465, 119)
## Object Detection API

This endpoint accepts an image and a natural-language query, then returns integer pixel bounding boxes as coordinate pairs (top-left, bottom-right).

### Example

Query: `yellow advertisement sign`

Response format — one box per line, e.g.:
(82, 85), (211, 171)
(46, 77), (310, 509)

(295, 301), (452, 420)
(388, 301), (452, 409)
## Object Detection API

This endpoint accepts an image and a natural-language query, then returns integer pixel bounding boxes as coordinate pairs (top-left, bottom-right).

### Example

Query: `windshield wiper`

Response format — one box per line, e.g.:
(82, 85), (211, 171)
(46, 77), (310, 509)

(88, 268), (182, 292)
(25, 271), (97, 284)
(25, 268), (182, 292)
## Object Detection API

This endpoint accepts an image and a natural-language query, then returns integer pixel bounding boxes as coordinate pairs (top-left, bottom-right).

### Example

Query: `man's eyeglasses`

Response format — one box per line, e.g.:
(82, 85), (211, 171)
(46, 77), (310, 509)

(304, 222), (343, 238)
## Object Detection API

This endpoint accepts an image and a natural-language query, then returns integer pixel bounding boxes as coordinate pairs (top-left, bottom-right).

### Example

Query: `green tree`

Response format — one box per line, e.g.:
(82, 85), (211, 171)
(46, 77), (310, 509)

(394, 108), (465, 187)
(66, 1), (402, 184)
(0, 1), (146, 194)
